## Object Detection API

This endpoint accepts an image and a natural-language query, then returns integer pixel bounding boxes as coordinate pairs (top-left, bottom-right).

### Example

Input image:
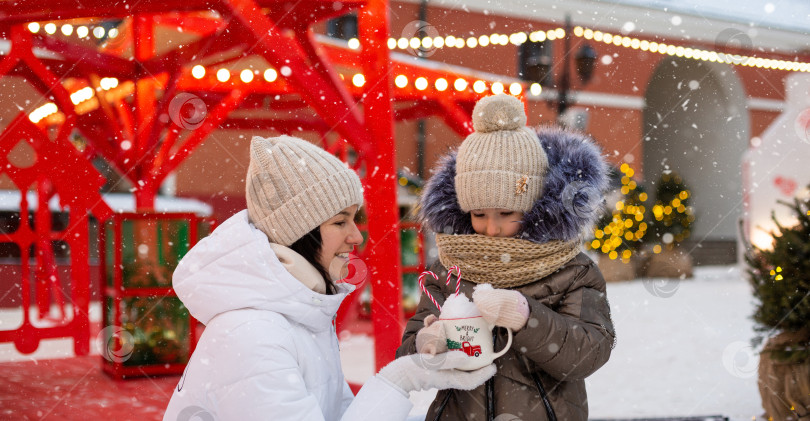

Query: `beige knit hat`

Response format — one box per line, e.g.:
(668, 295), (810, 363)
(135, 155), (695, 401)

(455, 94), (548, 212)
(245, 135), (364, 246)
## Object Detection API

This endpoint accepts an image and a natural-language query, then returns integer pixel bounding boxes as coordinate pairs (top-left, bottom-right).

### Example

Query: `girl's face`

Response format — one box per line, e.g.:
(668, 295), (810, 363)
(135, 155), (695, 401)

(318, 205), (364, 281)
(470, 208), (524, 237)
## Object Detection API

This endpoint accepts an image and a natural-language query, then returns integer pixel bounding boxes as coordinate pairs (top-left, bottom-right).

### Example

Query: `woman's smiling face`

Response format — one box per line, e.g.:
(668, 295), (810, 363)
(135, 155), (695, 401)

(317, 205), (363, 281)
(470, 208), (524, 237)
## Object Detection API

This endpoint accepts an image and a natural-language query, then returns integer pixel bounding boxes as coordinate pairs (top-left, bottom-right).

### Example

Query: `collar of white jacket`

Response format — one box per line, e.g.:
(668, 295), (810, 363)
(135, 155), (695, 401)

(172, 210), (355, 332)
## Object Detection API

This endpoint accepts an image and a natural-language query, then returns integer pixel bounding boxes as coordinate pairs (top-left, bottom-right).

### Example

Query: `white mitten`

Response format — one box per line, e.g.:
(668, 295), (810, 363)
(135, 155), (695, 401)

(376, 351), (496, 395)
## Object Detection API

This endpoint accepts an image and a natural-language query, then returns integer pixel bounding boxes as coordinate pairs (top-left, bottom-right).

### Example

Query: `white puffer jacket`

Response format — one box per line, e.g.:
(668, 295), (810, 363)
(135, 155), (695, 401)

(163, 210), (412, 421)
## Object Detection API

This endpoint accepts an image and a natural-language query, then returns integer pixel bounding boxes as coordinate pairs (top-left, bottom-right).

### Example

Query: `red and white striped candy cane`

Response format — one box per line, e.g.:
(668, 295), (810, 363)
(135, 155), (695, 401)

(418, 271), (442, 311)
(446, 266), (462, 297)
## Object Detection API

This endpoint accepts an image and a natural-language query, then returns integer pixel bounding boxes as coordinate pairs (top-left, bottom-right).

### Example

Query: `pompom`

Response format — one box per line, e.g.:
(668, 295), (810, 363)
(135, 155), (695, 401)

(472, 94), (527, 133)
(473, 283), (494, 293)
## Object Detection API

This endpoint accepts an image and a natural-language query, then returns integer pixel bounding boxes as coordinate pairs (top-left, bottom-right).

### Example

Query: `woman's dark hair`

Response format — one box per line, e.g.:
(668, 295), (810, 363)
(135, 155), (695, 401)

(289, 226), (338, 295)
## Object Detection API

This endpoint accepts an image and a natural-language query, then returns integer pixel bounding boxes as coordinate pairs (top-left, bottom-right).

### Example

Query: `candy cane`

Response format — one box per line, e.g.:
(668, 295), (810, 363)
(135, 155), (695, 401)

(418, 271), (442, 311)
(446, 266), (462, 297)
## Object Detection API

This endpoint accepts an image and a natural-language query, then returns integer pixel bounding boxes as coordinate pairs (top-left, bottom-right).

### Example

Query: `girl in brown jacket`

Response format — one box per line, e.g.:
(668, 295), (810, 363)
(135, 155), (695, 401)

(397, 94), (616, 421)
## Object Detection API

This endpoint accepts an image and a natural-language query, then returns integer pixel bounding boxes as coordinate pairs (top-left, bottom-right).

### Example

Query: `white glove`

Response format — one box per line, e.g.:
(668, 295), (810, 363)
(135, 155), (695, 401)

(376, 351), (496, 395)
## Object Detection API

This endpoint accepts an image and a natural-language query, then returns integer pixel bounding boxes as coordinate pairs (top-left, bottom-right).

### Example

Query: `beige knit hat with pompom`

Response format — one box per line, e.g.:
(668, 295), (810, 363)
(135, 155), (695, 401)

(246, 135), (364, 246)
(455, 94), (548, 213)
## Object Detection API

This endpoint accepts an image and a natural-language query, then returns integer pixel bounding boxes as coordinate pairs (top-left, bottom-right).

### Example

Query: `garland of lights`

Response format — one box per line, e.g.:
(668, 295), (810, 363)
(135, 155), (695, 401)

(379, 25), (810, 73)
(26, 19), (810, 72)
(25, 18), (809, 122)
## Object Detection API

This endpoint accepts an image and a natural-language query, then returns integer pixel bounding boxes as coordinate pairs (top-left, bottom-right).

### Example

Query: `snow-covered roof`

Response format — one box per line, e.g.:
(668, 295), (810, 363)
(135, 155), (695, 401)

(603, 0), (810, 34)
(403, 0), (810, 54)
(0, 191), (213, 216)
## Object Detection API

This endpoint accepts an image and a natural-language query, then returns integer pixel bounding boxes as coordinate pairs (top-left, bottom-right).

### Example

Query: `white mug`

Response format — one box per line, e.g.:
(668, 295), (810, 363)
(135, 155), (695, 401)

(440, 315), (513, 371)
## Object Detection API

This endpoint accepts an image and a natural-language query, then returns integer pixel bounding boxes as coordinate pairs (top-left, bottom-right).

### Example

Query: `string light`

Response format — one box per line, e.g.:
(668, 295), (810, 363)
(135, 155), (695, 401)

(414, 77), (428, 90)
(473, 80), (487, 93)
(394, 75), (408, 88)
(70, 87), (94, 105)
(29, 103), (58, 123)
(348, 38), (360, 50)
(352, 73), (365, 87)
(491, 82), (504, 94)
(76, 26), (89, 38)
(454, 78), (468, 91)
(378, 24), (809, 72)
(530, 83), (542, 96)
(509, 82), (522, 95)
(44, 23), (57, 35)
(435, 78), (448, 91)
(61, 24), (73, 36)
(99, 77), (119, 90)
(28, 22), (40, 33)
(264, 68), (278, 82)
(240, 69), (254, 83)
(216, 68), (230, 82)
(93, 26), (105, 39)
(191, 65), (205, 79)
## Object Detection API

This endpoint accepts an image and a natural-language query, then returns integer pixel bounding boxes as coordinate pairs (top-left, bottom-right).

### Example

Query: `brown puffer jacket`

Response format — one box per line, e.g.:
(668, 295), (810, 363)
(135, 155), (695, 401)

(396, 252), (615, 421)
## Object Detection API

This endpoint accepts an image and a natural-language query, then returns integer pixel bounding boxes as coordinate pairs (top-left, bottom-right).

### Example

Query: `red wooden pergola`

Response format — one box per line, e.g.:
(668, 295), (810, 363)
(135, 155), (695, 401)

(0, 0), (527, 371)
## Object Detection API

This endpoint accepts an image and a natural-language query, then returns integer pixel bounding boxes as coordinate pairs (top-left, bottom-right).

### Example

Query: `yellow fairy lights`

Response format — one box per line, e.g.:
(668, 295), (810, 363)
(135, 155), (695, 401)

(770, 266), (783, 281)
(651, 173), (695, 249)
(29, 77), (123, 123)
(588, 163), (647, 261)
(377, 24), (809, 73)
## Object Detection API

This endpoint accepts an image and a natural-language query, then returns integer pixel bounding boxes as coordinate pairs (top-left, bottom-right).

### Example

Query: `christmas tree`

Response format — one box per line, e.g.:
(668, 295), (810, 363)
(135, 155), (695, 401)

(587, 163), (649, 262)
(649, 172), (694, 254)
(446, 339), (462, 350)
(744, 187), (810, 363)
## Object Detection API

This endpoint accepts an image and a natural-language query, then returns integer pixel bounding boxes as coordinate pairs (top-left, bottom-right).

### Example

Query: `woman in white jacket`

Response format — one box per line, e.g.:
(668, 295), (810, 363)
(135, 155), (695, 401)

(163, 135), (494, 421)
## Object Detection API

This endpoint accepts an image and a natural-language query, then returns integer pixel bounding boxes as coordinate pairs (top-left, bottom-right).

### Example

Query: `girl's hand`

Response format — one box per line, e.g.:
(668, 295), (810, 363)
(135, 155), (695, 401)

(415, 314), (447, 355)
(472, 284), (530, 331)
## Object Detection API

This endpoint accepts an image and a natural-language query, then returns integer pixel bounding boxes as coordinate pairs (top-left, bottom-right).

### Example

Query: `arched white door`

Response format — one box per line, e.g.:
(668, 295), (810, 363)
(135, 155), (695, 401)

(643, 57), (749, 246)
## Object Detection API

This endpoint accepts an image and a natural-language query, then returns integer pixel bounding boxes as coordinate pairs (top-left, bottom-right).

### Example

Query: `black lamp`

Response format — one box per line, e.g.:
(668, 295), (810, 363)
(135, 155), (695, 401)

(575, 44), (598, 84)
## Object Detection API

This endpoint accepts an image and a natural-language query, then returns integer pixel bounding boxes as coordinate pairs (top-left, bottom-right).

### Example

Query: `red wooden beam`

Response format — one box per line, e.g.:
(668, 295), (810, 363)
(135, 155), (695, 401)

(358, 0), (403, 371)
(224, 0), (372, 158)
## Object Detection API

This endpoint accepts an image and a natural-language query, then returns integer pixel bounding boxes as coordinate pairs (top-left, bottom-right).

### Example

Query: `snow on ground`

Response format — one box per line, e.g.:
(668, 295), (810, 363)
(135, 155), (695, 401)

(338, 264), (766, 420)
(0, 264), (765, 419)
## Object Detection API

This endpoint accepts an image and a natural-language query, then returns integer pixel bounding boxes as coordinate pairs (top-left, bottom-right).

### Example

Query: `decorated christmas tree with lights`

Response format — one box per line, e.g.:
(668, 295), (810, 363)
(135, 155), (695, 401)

(649, 172), (695, 253)
(587, 163), (649, 262)
(744, 189), (810, 362)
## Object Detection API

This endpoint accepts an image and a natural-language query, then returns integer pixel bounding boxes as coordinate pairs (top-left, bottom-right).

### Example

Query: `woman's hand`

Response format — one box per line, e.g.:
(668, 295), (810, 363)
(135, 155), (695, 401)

(472, 283), (529, 331)
(377, 351), (496, 394)
(415, 314), (447, 355)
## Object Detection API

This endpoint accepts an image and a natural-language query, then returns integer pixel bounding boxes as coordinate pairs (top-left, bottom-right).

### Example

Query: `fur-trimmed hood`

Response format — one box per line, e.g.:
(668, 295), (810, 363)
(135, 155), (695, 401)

(419, 126), (609, 243)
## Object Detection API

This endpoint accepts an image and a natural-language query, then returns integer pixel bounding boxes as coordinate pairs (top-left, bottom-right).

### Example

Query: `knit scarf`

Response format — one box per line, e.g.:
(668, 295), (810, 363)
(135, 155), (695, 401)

(436, 233), (581, 288)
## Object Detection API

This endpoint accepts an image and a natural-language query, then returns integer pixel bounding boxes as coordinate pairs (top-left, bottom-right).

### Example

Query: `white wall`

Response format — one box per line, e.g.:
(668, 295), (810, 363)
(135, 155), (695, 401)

(642, 56), (749, 241)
